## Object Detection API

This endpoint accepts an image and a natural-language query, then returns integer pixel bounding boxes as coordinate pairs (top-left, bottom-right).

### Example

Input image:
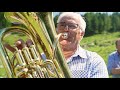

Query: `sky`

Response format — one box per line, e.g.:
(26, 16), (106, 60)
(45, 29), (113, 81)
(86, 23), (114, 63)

(53, 12), (85, 16)
(53, 12), (115, 17)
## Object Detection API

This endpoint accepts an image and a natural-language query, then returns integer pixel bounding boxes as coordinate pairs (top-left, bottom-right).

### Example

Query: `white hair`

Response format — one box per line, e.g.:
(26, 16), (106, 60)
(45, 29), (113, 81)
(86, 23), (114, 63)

(57, 12), (86, 32)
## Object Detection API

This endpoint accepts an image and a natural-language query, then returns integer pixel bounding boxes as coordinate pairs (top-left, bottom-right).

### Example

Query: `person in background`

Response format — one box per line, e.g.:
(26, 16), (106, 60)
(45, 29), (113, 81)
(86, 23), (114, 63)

(107, 38), (120, 78)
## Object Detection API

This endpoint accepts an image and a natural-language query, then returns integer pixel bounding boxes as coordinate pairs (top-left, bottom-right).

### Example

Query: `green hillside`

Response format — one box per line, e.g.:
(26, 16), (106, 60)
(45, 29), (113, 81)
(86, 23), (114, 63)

(81, 32), (120, 64)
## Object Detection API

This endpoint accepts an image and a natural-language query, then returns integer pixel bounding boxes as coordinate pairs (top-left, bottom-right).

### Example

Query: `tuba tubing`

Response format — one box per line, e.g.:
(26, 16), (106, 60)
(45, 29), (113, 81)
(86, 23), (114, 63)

(0, 12), (72, 78)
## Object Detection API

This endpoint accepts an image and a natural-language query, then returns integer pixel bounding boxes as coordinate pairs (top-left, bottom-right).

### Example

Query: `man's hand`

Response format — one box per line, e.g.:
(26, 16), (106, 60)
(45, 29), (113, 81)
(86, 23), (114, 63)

(4, 39), (33, 53)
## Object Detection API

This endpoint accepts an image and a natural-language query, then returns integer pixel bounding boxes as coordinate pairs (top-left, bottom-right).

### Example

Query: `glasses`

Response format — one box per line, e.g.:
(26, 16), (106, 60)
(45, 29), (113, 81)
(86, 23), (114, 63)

(57, 22), (80, 30)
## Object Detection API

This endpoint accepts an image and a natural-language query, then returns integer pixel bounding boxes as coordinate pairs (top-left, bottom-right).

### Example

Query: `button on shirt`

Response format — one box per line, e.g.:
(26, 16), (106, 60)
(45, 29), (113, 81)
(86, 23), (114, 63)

(107, 51), (120, 78)
(66, 45), (109, 78)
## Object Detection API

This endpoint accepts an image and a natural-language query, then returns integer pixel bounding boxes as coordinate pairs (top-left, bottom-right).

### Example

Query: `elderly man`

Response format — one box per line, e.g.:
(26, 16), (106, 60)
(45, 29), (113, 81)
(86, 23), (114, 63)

(56, 12), (108, 78)
(4, 12), (109, 78)
(107, 38), (120, 78)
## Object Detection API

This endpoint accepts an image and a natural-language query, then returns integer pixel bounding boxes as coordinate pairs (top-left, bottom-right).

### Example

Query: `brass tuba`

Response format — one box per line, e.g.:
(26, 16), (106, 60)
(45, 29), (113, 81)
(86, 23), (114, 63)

(0, 12), (72, 78)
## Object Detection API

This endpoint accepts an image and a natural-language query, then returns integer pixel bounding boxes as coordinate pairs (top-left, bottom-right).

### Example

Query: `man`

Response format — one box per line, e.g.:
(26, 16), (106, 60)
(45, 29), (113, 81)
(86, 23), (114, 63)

(56, 12), (108, 78)
(5, 12), (109, 78)
(107, 38), (120, 78)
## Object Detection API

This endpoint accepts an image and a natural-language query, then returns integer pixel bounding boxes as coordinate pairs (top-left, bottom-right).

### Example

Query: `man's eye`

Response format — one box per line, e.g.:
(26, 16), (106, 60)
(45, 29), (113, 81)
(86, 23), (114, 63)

(60, 24), (65, 26)
(69, 24), (77, 28)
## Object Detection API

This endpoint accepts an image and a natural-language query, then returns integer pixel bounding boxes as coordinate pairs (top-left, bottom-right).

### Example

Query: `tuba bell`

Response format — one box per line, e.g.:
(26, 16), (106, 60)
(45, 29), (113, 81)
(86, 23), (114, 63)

(0, 12), (72, 78)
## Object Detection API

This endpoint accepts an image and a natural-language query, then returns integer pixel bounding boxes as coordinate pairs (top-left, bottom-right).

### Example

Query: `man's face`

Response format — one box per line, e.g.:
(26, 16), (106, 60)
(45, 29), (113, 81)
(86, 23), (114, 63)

(57, 17), (84, 51)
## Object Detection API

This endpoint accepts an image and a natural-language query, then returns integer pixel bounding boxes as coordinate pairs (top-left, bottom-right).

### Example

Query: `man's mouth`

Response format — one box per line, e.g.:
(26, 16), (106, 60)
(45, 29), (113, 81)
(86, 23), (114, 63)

(60, 32), (74, 46)
(60, 40), (70, 46)
(62, 32), (68, 39)
(59, 30), (77, 46)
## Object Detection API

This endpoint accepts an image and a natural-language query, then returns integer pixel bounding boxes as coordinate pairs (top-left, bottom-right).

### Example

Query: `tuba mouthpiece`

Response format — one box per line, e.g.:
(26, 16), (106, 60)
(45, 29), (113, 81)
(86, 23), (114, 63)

(62, 32), (68, 39)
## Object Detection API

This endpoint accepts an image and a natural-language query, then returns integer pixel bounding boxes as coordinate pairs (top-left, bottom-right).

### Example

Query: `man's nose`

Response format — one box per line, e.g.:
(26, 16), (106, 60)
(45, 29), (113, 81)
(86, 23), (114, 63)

(64, 25), (69, 31)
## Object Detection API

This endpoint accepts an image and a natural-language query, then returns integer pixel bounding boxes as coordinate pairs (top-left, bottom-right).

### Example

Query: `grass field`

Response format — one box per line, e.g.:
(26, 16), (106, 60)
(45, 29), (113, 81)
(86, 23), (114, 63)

(0, 32), (120, 78)
(81, 32), (120, 64)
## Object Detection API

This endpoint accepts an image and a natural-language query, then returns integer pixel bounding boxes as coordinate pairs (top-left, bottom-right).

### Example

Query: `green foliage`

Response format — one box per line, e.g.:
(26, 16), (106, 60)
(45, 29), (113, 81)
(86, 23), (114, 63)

(0, 12), (11, 29)
(0, 65), (6, 78)
(83, 12), (120, 36)
(54, 14), (59, 28)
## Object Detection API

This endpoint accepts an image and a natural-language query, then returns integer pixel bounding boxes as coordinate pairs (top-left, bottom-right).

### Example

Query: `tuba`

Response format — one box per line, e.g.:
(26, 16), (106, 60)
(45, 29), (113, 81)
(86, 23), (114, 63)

(0, 12), (72, 78)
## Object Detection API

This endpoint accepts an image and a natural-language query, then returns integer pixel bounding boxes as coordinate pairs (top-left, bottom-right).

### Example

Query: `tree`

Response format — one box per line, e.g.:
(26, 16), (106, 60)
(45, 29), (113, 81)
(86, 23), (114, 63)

(0, 12), (11, 29)
(54, 14), (59, 28)
(110, 12), (120, 32)
(84, 13), (94, 36)
(102, 13), (112, 33)
(91, 13), (99, 34)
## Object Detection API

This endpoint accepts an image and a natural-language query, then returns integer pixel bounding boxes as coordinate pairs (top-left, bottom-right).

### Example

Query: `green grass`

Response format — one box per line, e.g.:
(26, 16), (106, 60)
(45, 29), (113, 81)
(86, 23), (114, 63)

(81, 32), (120, 64)
(3, 33), (28, 45)
(0, 70), (6, 77)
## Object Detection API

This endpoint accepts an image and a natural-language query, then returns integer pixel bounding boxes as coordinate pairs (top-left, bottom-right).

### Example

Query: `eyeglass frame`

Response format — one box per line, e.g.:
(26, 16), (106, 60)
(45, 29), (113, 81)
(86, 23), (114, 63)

(57, 22), (81, 31)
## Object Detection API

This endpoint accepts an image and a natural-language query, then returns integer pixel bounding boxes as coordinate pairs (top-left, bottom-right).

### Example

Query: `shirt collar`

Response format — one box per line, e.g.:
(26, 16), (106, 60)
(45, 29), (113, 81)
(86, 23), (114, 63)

(116, 50), (120, 56)
(66, 45), (87, 63)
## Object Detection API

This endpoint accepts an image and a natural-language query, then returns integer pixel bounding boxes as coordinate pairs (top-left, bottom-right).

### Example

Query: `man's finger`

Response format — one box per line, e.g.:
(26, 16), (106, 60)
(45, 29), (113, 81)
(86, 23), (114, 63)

(15, 39), (26, 50)
(26, 39), (33, 47)
(4, 44), (16, 53)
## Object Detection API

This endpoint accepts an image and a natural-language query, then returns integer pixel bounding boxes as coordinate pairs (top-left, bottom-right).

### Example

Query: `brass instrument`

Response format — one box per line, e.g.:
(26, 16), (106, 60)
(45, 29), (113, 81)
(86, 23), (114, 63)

(0, 12), (72, 78)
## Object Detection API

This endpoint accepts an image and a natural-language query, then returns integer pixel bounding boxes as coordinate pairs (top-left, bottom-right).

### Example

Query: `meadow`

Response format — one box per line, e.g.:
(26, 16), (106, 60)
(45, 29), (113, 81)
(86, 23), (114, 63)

(81, 32), (120, 64)
(0, 32), (120, 77)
